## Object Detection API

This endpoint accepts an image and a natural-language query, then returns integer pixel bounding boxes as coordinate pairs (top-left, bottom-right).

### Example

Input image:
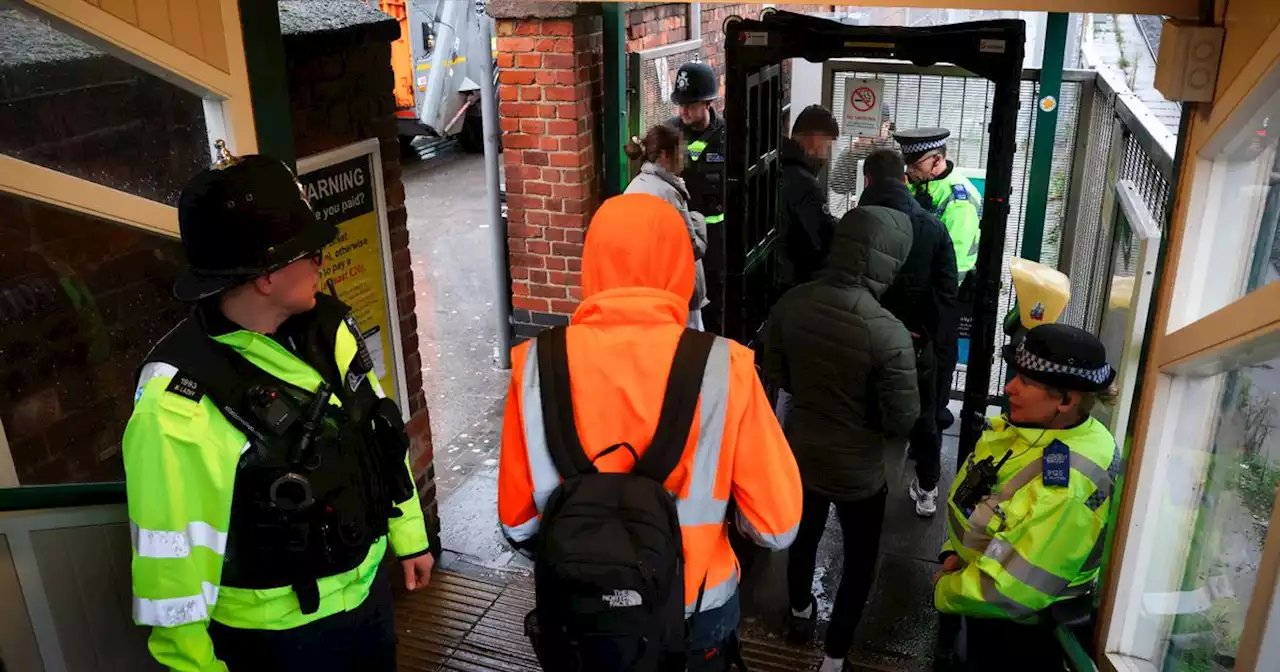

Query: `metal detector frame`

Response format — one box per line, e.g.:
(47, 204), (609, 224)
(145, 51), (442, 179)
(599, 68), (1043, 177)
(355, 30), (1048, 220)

(723, 11), (1026, 461)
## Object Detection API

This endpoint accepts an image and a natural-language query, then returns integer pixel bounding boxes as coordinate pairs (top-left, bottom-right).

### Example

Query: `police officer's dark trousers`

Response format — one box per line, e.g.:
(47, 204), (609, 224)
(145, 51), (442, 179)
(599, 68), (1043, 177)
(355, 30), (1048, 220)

(910, 338), (941, 491)
(209, 565), (397, 671)
(935, 273), (975, 431)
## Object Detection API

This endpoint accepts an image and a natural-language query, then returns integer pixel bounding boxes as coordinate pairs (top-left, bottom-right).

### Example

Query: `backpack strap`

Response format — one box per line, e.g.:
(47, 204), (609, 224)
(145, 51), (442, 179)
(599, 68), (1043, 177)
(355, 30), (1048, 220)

(536, 327), (594, 478)
(634, 330), (716, 483)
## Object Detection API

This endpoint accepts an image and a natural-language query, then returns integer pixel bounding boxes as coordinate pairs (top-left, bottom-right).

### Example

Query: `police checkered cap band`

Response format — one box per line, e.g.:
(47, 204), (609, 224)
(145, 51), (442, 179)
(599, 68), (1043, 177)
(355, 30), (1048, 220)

(899, 138), (948, 155)
(1015, 342), (1113, 385)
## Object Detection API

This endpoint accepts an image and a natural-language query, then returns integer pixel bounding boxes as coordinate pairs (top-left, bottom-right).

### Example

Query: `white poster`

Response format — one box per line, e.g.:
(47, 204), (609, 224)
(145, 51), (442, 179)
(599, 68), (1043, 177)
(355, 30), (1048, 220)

(841, 77), (884, 138)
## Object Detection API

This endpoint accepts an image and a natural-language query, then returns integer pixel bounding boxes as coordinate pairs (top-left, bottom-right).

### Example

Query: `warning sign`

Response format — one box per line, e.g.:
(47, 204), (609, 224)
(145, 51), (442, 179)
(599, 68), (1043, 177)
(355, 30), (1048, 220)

(298, 140), (409, 418)
(841, 77), (884, 138)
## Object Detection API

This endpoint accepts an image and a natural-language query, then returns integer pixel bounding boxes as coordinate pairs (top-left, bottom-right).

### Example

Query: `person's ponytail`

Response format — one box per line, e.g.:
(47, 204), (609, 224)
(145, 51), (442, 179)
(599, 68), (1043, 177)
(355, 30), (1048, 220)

(623, 135), (645, 161)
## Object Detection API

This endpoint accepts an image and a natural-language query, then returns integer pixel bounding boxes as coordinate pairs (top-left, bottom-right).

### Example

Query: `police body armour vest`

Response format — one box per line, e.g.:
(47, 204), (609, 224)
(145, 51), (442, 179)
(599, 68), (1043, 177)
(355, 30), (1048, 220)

(142, 294), (414, 613)
(671, 114), (727, 221)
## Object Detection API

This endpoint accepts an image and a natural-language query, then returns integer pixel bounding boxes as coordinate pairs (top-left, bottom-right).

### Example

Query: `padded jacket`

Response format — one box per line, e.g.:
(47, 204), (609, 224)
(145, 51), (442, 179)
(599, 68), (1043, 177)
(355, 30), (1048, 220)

(763, 205), (920, 501)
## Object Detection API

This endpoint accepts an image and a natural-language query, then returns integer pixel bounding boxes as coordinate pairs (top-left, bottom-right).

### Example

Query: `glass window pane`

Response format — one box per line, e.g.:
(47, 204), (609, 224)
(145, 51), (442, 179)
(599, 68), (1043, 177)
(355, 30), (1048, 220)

(0, 191), (186, 486)
(1169, 75), (1280, 330)
(1133, 356), (1280, 669)
(0, 6), (212, 206)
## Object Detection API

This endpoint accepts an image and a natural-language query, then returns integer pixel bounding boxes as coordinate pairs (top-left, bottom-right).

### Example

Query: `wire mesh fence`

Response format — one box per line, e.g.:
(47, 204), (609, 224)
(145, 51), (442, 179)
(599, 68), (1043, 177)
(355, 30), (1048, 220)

(825, 64), (1084, 397)
(629, 40), (704, 138)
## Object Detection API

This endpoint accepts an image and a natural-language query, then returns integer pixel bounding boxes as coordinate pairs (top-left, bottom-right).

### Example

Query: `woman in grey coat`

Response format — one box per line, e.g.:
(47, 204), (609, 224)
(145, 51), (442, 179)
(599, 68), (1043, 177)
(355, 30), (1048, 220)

(623, 124), (710, 330)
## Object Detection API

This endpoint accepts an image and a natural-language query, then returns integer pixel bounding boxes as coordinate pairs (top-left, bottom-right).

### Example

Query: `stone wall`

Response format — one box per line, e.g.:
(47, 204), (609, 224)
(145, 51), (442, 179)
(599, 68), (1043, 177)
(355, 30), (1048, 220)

(283, 8), (441, 553)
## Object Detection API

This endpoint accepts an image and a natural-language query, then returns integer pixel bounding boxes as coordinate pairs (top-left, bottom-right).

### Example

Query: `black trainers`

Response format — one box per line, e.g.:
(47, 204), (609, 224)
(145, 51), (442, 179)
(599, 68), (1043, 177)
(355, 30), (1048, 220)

(786, 594), (818, 647)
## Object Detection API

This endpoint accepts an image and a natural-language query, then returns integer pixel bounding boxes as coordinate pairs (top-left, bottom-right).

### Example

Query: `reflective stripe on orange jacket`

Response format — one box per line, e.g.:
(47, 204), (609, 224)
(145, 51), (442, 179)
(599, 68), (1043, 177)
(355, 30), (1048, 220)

(498, 193), (804, 615)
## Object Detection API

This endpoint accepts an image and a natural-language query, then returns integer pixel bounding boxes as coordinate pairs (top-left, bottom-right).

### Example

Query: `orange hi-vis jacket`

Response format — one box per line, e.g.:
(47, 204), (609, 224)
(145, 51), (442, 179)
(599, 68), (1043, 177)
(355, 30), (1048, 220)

(498, 193), (804, 616)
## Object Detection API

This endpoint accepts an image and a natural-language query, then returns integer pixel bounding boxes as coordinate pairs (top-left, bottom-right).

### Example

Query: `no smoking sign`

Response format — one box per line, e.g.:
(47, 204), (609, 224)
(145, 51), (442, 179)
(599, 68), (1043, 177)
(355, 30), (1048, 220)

(841, 77), (884, 138)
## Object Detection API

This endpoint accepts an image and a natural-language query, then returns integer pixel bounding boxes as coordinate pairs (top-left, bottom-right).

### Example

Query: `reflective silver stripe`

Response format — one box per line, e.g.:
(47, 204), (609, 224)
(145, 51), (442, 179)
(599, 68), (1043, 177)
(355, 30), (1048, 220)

(735, 507), (799, 550)
(997, 462), (1044, 499)
(679, 498), (729, 526)
(687, 567), (738, 616)
(240, 442), (251, 456)
(130, 521), (227, 559)
(520, 341), (561, 512)
(1071, 452), (1115, 504)
(501, 517), (540, 544)
(978, 574), (1035, 619)
(132, 582), (219, 627)
(677, 338), (731, 527)
(992, 542), (1072, 597)
(135, 362), (178, 403)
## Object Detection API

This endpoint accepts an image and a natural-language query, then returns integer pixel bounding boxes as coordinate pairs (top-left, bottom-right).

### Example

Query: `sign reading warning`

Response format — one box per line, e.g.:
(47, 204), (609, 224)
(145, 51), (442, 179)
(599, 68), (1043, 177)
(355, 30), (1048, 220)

(298, 141), (408, 416)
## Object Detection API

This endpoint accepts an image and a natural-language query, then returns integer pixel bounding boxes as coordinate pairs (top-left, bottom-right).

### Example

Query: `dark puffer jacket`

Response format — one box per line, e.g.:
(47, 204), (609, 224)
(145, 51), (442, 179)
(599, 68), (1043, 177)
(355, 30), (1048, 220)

(858, 178), (957, 342)
(763, 205), (920, 501)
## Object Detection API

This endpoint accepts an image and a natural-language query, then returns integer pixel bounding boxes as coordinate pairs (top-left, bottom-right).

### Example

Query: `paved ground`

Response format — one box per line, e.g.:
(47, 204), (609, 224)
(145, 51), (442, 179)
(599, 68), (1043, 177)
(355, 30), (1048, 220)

(403, 152), (509, 501)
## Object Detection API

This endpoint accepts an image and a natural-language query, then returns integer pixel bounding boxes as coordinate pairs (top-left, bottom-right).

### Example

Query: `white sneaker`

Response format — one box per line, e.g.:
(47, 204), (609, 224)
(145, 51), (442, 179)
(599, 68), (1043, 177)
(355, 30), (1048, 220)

(818, 656), (845, 672)
(909, 477), (939, 517)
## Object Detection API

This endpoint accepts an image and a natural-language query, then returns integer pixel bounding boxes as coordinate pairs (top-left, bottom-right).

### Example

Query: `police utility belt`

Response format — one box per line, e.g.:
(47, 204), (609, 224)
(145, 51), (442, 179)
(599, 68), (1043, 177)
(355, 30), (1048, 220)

(144, 296), (415, 614)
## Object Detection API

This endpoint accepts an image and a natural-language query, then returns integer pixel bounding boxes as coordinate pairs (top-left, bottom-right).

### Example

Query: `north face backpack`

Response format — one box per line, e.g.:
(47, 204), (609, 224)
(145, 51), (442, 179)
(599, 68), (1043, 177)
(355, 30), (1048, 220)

(523, 326), (715, 672)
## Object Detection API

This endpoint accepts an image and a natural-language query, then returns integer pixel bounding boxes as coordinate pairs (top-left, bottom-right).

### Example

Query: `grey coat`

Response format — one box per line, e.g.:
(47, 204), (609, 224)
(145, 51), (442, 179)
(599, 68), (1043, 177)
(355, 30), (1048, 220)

(625, 162), (709, 310)
(763, 205), (920, 501)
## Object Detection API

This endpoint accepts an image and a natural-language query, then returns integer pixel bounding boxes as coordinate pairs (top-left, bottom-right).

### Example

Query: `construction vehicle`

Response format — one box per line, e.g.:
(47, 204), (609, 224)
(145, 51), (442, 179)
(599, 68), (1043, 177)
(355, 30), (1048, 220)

(374, 0), (498, 154)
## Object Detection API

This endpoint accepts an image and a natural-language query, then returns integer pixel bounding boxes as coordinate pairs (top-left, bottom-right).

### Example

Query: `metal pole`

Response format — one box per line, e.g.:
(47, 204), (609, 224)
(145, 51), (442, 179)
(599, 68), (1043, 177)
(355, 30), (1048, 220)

(479, 15), (511, 369)
(689, 3), (702, 40)
(603, 3), (629, 196)
(1019, 12), (1068, 263)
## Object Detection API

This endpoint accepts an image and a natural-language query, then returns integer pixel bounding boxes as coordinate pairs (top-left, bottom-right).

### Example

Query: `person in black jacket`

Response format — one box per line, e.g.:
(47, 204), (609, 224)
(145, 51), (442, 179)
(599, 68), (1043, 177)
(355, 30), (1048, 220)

(858, 149), (958, 517)
(778, 105), (841, 291)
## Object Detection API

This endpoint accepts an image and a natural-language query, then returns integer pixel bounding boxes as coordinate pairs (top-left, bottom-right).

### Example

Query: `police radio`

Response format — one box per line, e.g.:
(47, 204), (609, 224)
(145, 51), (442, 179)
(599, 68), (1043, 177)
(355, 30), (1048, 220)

(953, 449), (1013, 513)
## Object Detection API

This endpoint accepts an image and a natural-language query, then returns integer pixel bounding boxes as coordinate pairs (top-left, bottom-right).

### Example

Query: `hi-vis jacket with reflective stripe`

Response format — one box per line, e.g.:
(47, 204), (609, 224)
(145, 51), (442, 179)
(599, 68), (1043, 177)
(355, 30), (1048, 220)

(498, 193), (804, 616)
(912, 162), (980, 277)
(935, 415), (1120, 620)
(123, 311), (428, 672)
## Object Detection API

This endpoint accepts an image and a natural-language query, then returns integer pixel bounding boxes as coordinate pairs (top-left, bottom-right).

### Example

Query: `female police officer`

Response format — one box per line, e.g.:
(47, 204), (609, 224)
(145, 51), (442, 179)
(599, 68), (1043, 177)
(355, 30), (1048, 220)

(124, 145), (433, 671)
(933, 323), (1121, 668)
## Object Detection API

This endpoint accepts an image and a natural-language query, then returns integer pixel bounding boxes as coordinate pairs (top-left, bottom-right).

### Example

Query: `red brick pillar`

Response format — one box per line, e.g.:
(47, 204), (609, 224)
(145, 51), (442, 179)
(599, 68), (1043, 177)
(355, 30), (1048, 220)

(494, 10), (604, 339)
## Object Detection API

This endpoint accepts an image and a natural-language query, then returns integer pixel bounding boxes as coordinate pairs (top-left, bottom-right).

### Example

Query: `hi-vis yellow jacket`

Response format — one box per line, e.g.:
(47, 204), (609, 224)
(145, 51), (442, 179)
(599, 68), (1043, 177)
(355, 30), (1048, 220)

(935, 415), (1120, 620)
(123, 315), (427, 672)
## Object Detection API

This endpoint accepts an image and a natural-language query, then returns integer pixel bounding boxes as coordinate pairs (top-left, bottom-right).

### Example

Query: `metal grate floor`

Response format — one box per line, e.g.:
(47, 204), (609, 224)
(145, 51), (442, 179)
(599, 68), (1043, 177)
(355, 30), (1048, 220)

(395, 571), (824, 671)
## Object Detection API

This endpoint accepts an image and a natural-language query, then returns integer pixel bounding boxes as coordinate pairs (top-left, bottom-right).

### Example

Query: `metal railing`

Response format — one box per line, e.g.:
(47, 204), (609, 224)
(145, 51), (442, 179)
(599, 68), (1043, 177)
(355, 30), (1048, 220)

(1059, 64), (1176, 335)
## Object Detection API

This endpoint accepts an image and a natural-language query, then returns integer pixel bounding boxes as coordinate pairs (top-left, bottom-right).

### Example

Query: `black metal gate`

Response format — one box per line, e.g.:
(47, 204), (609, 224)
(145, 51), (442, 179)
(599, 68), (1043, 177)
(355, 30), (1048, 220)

(724, 11), (1026, 460)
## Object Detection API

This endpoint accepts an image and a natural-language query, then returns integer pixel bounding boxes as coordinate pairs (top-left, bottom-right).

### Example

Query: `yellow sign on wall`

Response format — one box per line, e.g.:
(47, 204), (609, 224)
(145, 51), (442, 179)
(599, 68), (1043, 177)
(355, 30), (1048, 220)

(298, 140), (409, 417)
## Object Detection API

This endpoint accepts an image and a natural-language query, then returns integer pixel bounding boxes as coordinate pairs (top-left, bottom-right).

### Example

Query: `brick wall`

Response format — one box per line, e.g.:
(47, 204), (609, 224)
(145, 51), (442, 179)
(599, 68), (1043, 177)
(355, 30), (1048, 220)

(497, 14), (604, 339)
(284, 18), (441, 552)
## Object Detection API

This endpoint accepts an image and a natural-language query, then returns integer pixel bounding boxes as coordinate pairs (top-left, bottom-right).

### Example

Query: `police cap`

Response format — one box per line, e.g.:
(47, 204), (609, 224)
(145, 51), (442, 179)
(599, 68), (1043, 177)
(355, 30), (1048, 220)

(173, 151), (336, 302)
(893, 127), (950, 162)
(1003, 323), (1116, 393)
(670, 61), (718, 104)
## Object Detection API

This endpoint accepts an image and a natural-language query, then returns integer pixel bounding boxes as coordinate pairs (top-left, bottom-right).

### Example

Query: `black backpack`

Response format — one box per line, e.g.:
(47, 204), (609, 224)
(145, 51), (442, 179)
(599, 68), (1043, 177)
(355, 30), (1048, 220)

(523, 326), (715, 672)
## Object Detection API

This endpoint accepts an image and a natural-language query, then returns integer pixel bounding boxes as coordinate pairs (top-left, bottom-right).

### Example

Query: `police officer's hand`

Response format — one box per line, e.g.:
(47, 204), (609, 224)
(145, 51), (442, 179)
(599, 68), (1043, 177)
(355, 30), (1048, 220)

(402, 553), (435, 591)
(932, 553), (963, 586)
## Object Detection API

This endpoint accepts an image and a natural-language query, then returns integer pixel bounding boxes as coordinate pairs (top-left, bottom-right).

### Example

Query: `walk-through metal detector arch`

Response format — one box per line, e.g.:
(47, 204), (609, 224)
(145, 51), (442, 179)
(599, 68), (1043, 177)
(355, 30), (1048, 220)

(723, 11), (1025, 460)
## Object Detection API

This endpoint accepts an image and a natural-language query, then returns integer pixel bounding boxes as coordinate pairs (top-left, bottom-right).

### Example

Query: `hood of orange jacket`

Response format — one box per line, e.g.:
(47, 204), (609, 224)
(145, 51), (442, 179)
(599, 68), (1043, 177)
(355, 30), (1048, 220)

(574, 193), (694, 326)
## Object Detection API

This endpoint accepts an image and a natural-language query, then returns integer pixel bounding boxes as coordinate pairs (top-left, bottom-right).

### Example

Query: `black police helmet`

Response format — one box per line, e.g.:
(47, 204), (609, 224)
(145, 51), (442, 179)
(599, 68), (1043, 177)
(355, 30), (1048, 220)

(1003, 323), (1117, 393)
(670, 61), (718, 104)
(174, 154), (336, 302)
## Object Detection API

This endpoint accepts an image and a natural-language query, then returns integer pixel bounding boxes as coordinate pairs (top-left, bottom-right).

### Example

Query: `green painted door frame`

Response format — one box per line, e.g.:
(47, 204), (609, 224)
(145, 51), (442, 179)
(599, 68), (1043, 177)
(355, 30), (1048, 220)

(238, 0), (296, 168)
(1019, 12), (1069, 263)
(602, 3), (629, 197)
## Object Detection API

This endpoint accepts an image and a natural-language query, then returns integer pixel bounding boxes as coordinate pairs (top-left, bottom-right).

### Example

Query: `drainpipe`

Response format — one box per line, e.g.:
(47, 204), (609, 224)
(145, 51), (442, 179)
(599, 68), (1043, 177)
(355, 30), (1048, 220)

(689, 2), (701, 40)
(478, 15), (511, 369)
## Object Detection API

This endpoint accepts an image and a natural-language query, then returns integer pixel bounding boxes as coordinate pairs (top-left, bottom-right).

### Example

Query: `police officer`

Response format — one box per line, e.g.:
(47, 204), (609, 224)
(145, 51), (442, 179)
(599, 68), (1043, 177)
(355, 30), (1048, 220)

(895, 127), (980, 432)
(932, 323), (1120, 669)
(123, 145), (434, 672)
(667, 60), (727, 334)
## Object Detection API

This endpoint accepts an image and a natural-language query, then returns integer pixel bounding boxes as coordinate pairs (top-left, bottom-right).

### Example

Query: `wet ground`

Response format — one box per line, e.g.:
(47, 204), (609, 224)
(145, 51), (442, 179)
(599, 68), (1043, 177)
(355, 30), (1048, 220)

(404, 150), (978, 669)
